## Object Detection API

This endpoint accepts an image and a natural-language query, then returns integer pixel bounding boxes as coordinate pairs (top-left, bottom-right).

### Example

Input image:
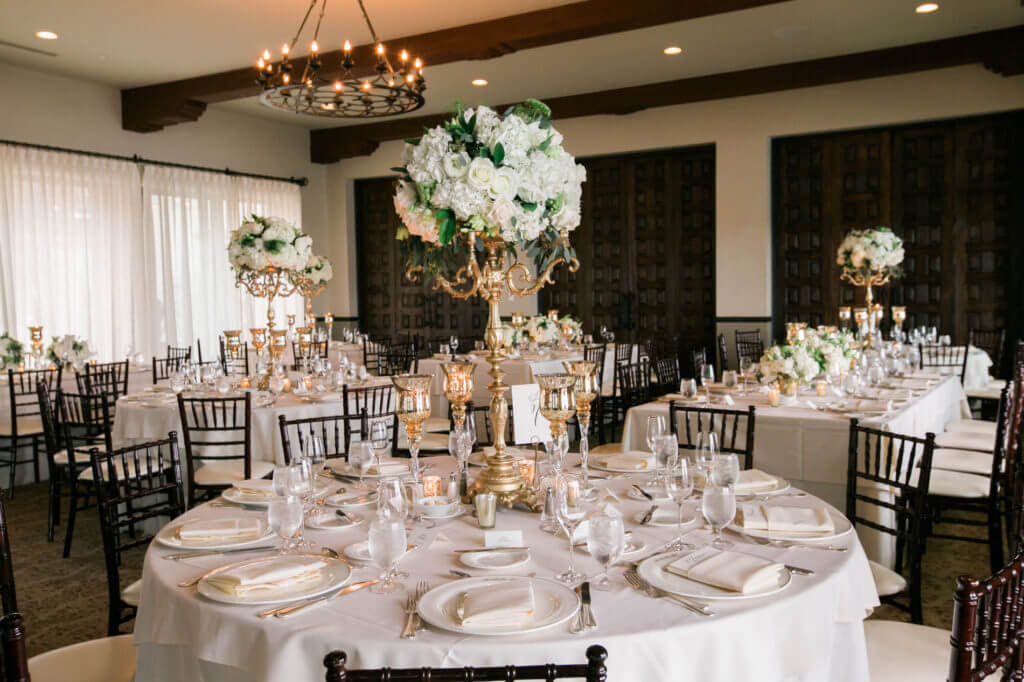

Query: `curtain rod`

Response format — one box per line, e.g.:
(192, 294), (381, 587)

(0, 138), (309, 187)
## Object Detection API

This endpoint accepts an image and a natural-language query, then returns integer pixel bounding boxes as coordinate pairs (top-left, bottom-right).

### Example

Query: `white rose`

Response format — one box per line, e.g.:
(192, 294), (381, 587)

(486, 199), (518, 232)
(466, 157), (496, 192)
(553, 205), (580, 231)
(488, 167), (518, 201)
(443, 152), (471, 178)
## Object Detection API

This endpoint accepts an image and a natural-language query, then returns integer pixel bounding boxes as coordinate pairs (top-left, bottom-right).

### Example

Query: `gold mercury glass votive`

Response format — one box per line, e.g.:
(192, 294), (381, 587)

(297, 325), (313, 356)
(441, 361), (475, 431)
(250, 328), (267, 352)
(535, 373), (577, 443)
(269, 329), (288, 382)
(547, 310), (559, 322)
(391, 374), (433, 483)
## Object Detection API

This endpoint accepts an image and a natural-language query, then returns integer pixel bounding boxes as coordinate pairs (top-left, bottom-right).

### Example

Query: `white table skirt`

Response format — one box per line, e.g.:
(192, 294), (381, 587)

(134, 458), (878, 682)
(0, 365), (152, 426)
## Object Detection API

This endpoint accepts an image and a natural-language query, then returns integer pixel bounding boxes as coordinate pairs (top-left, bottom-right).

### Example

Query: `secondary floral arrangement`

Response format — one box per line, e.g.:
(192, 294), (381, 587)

(46, 335), (94, 371)
(558, 315), (583, 344)
(0, 333), (22, 368)
(228, 215), (312, 274)
(510, 314), (581, 347)
(836, 227), (904, 279)
(393, 99), (586, 282)
(758, 343), (821, 390)
(299, 255), (333, 285)
(803, 329), (858, 376)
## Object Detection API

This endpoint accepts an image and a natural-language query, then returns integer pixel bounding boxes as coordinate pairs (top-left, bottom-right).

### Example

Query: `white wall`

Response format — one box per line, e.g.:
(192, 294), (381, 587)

(323, 64), (1024, 321)
(0, 61), (333, 309)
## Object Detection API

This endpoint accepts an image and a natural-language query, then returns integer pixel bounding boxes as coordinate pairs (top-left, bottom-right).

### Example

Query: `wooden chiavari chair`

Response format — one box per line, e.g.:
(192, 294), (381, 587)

(362, 336), (390, 374)
(90, 435), (184, 635)
(78, 359), (129, 398)
(653, 355), (681, 397)
(970, 328), (1007, 377)
(690, 347), (707, 380)
(717, 333), (729, 372)
(919, 342), (969, 385)
(669, 403), (756, 470)
(735, 329), (763, 365)
(167, 345), (191, 363)
(2, 367), (61, 494)
(0, 498), (29, 682)
(324, 645), (608, 682)
(177, 393), (269, 507)
(381, 342), (418, 376)
(219, 337), (250, 376)
(343, 384), (398, 456)
(278, 410), (368, 466)
(847, 420), (935, 624)
(291, 340), (329, 371)
(616, 359), (651, 413)
(152, 355), (188, 384)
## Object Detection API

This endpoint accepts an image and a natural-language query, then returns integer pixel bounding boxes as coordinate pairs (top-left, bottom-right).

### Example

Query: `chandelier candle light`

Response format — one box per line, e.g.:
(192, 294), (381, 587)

(836, 227), (904, 348)
(395, 100), (585, 509)
(256, 0), (425, 119)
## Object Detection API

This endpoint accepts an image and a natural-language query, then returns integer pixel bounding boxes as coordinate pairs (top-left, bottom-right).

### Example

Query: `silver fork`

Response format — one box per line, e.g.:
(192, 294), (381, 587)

(414, 580), (429, 632)
(624, 569), (713, 617)
(400, 592), (418, 638)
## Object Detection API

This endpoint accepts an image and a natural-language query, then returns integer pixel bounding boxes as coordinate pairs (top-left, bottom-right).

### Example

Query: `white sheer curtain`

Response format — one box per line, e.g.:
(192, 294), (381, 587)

(0, 146), (142, 360)
(0, 143), (304, 361)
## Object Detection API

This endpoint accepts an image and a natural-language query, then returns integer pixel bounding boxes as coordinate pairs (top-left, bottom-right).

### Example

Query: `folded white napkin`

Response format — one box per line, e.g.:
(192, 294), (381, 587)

(597, 452), (654, 471)
(856, 399), (894, 412)
(660, 393), (703, 403)
(732, 469), (779, 494)
(738, 504), (835, 535)
(368, 459), (409, 475)
(205, 556), (327, 597)
(177, 518), (264, 544)
(458, 583), (536, 627)
(233, 478), (274, 493)
(665, 547), (784, 593)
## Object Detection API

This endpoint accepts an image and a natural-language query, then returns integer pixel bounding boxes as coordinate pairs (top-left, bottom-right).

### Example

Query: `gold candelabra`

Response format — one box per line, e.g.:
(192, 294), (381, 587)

(28, 326), (43, 365)
(564, 361), (598, 489)
(236, 267), (299, 386)
(841, 269), (891, 348)
(293, 275), (327, 328)
(406, 232), (578, 508)
(391, 374), (432, 483)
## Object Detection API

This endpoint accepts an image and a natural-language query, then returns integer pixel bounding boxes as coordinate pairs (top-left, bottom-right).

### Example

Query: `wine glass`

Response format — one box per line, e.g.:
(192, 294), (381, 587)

(169, 371), (186, 394)
(586, 514), (625, 591)
(286, 463), (314, 549)
(739, 357), (753, 395)
(722, 370), (738, 391)
(695, 431), (718, 476)
(368, 515), (407, 594)
(305, 434), (326, 478)
(272, 466), (291, 497)
(645, 415), (666, 463)
(350, 441), (374, 489)
(267, 496), (303, 554)
(653, 434), (678, 487)
(378, 478), (407, 520)
(701, 483), (736, 548)
(448, 336), (459, 357)
(554, 474), (586, 584)
(665, 459), (695, 551)
(679, 378), (697, 399)
(370, 420), (389, 469)
(269, 374), (284, 401)
(700, 364), (715, 400)
(710, 453), (740, 488)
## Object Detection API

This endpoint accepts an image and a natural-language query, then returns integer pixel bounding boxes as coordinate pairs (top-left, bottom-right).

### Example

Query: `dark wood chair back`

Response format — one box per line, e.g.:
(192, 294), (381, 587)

(343, 385), (398, 456)
(0, 498), (29, 682)
(1002, 366), (1024, 555)
(176, 393), (252, 507)
(279, 410), (368, 465)
(90, 435), (184, 635)
(919, 343), (969, 384)
(970, 328), (1007, 378)
(717, 334), (729, 372)
(291, 340), (330, 371)
(690, 348), (707, 379)
(6, 368), (61, 438)
(948, 546), (1024, 682)
(152, 355), (188, 384)
(56, 391), (114, 470)
(381, 342), (418, 376)
(614, 343), (633, 365)
(653, 356), (681, 394)
(78, 360), (129, 398)
(219, 338), (250, 376)
(668, 403), (756, 470)
(846, 420), (936, 623)
(324, 645), (608, 682)
(584, 344), (607, 393)
(462, 401), (515, 447)
(616, 359), (651, 411)
(362, 337), (389, 374)
(167, 345), (191, 362)
(735, 330), (764, 364)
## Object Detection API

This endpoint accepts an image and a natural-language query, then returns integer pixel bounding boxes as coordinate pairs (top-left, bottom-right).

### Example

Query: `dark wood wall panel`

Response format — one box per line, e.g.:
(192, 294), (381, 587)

(773, 110), (1024, 369)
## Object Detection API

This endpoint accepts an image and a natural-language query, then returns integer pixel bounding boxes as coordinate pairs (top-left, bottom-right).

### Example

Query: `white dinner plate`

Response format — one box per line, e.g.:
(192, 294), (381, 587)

(637, 550), (792, 601)
(590, 455), (660, 474)
(731, 505), (853, 542)
(459, 549), (531, 571)
(155, 518), (275, 550)
(694, 476), (792, 498)
(305, 510), (361, 531)
(197, 555), (351, 606)
(220, 481), (330, 508)
(417, 576), (579, 636)
(329, 459), (424, 479)
(626, 486), (671, 502)
(631, 507), (698, 528)
(323, 490), (378, 508)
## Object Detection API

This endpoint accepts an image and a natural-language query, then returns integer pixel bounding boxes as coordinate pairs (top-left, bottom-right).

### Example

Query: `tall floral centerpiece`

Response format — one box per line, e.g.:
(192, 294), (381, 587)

(46, 335), (94, 371)
(229, 215), (312, 386)
(0, 334), (23, 370)
(836, 227), (904, 346)
(393, 99), (585, 508)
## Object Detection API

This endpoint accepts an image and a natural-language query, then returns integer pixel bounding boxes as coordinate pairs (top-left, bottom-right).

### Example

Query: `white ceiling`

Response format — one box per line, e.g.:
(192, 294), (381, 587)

(2, 0), (1022, 132)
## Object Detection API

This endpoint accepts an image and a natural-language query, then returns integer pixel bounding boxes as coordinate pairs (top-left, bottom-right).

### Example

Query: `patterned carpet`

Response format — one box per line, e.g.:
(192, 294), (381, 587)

(1, 481), (993, 657)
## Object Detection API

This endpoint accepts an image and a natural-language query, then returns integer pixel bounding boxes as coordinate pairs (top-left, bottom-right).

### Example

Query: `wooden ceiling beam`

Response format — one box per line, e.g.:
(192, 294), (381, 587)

(120, 0), (786, 132)
(310, 25), (1024, 164)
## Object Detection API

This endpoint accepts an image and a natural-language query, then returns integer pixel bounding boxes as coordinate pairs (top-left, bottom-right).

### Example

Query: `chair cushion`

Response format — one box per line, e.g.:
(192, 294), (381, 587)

(589, 442), (624, 456)
(935, 431), (994, 452)
(864, 620), (950, 682)
(193, 459), (275, 486)
(966, 379), (1007, 401)
(422, 417), (450, 433)
(78, 457), (172, 482)
(28, 634), (136, 682)
(944, 419), (998, 439)
(0, 418), (44, 436)
(930, 448), (996, 476)
(120, 578), (142, 607)
(51, 449), (69, 466)
(927, 469), (991, 498)
(868, 560), (907, 597)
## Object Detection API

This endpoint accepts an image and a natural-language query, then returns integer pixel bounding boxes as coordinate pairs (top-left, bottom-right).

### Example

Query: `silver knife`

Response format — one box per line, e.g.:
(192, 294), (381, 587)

(639, 505), (657, 525)
(263, 579), (378, 618)
(581, 581), (597, 630)
(163, 545), (276, 561)
(453, 547), (529, 554)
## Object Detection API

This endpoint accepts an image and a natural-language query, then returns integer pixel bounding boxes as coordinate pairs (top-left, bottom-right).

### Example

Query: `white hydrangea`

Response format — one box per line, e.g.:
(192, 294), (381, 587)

(837, 227), (904, 274)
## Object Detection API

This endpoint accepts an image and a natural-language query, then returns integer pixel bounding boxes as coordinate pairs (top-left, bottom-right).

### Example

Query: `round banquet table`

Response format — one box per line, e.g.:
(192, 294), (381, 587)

(133, 457), (879, 682)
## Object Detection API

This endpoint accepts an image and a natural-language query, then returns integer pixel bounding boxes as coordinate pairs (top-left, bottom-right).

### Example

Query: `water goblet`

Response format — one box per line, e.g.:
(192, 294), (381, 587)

(554, 474), (586, 584)
(645, 415), (666, 462)
(267, 496), (303, 554)
(368, 516), (407, 594)
(370, 420), (389, 467)
(665, 459), (695, 551)
(739, 357), (753, 395)
(350, 441), (375, 488)
(286, 464), (314, 549)
(448, 336), (459, 356)
(305, 435), (326, 477)
(722, 370), (738, 391)
(272, 466), (292, 497)
(378, 478), (407, 520)
(700, 364), (716, 400)
(701, 483), (736, 548)
(586, 514), (625, 591)
(710, 453), (740, 488)
(653, 434), (679, 486)
(680, 378), (697, 400)
(695, 431), (718, 474)
(169, 372), (186, 394)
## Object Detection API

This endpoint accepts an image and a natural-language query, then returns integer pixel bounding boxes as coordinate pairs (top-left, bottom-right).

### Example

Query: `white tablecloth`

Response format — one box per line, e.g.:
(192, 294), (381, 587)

(111, 377), (392, 466)
(242, 342), (364, 371)
(0, 364), (152, 426)
(134, 457), (878, 682)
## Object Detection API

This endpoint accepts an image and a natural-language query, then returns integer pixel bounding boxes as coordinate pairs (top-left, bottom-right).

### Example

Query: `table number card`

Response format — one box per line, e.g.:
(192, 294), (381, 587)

(510, 383), (552, 445)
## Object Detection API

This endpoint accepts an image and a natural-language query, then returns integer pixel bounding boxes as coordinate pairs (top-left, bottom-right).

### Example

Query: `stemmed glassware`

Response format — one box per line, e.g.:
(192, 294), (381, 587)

(653, 434), (678, 487)
(305, 435), (326, 479)
(710, 453), (740, 488)
(286, 462), (315, 550)
(722, 370), (738, 391)
(378, 478), (407, 520)
(665, 459), (695, 551)
(586, 514), (625, 591)
(679, 378), (697, 399)
(646, 415), (666, 464)
(700, 364), (715, 401)
(701, 482), (736, 549)
(695, 431), (719, 476)
(169, 371), (186, 394)
(368, 515), (407, 594)
(448, 335), (459, 357)
(739, 357), (753, 395)
(350, 441), (374, 489)
(554, 473), (586, 584)
(370, 420), (389, 472)
(267, 496), (303, 555)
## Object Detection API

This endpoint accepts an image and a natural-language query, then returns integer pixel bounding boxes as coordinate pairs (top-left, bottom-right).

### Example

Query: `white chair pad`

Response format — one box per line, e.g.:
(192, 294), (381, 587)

(51, 449), (69, 466)
(422, 417), (450, 433)
(966, 385), (1004, 401)
(864, 620), (949, 682)
(927, 469), (991, 498)
(121, 578), (142, 606)
(589, 442), (623, 456)
(944, 420), (998, 439)
(78, 457), (173, 482)
(416, 432), (451, 452)
(0, 418), (44, 436)
(931, 448), (996, 476)
(193, 459), (275, 486)
(868, 560), (907, 597)
(29, 634), (136, 682)
(935, 431), (994, 452)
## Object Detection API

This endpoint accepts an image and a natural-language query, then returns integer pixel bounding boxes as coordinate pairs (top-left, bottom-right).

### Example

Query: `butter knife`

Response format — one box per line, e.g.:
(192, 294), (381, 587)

(639, 505), (657, 525)
(163, 545), (275, 561)
(265, 579), (378, 618)
(581, 581), (597, 630)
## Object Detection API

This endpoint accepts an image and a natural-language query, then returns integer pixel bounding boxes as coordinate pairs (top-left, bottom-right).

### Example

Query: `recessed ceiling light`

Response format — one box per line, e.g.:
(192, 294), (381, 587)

(471, 78), (488, 86)
(664, 46), (682, 55)
(915, 3), (939, 13)
(35, 30), (58, 40)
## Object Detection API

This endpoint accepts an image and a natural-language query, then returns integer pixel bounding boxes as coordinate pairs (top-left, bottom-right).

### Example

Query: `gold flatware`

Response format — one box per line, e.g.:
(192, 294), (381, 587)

(258, 579), (378, 618)
(453, 547), (529, 554)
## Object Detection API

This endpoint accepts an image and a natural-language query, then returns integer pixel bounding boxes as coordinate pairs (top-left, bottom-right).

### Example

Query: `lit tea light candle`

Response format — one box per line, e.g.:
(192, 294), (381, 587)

(566, 478), (580, 506)
(303, 375), (313, 391)
(239, 377), (251, 389)
(815, 380), (828, 397)
(768, 386), (780, 407)
(547, 309), (559, 322)
(518, 459), (535, 484)
(282, 377), (291, 392)
(16, 363), (24, 373)
(422, 474), (441, 497)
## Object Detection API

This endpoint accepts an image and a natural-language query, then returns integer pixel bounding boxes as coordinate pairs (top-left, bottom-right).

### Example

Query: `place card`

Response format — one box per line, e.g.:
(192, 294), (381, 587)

(510, 384), (553, 444)
(484, 530), (523, 548)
